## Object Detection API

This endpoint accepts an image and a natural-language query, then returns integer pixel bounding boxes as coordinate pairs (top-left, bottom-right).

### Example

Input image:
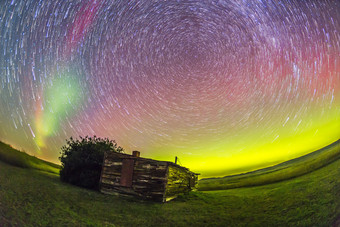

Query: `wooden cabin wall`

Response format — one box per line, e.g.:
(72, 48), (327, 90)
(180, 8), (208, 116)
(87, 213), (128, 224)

(100, 153), (129, 194)
(100, 152), (168, 202)
(132, 159), (168, 202)
(165, 165), (197, 200)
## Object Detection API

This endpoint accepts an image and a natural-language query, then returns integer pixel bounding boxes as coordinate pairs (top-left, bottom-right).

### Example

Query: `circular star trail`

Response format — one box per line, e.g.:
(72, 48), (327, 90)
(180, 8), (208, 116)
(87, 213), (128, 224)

(0, 0), (339, 177)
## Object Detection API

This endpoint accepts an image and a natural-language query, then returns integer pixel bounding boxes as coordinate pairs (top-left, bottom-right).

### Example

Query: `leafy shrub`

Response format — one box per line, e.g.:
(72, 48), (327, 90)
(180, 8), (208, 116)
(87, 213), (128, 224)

(59, 136), (123, 189)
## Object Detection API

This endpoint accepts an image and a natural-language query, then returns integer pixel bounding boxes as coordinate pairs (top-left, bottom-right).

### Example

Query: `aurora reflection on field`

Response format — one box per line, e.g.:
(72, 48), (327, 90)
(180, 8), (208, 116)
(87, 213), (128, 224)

(0, 0), (339, 177)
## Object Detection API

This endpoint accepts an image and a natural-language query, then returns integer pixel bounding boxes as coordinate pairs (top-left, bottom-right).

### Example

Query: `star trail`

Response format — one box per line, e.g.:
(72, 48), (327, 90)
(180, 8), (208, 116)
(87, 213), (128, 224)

(0, 0), (339, 177)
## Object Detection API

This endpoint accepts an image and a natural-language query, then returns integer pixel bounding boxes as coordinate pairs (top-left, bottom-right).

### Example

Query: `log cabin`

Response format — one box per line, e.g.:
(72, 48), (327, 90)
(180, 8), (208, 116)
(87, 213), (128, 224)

(100, 150), (199, 202)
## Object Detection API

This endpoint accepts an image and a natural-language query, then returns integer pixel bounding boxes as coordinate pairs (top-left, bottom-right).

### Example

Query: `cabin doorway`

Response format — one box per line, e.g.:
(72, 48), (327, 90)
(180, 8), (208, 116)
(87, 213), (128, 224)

(120, 159), (134, 187)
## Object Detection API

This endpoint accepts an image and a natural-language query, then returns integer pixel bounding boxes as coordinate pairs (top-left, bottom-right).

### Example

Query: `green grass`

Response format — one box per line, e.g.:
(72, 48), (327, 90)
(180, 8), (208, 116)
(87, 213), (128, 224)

(198, 139), (340, 191)
(1, 147), (340, 226)
(0, 141), (60, 174)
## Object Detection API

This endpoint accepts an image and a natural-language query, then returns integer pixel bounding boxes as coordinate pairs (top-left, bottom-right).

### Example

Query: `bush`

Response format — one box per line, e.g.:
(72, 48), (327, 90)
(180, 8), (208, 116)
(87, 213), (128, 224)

(59, 136), (123, 189)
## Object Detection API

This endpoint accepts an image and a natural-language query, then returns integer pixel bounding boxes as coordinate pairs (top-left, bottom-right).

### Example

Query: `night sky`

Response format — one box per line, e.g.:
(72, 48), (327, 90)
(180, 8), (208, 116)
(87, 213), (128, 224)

(0, 0), (339, 177)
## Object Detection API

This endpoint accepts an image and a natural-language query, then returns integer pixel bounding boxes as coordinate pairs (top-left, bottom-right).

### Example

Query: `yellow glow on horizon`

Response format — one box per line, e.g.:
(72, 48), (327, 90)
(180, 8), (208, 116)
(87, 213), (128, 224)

(149, 107), (339, 178)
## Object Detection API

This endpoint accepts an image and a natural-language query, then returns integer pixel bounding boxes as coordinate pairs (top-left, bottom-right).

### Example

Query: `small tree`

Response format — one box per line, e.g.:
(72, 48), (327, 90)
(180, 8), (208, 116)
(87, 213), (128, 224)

(59, 136), (123, 189)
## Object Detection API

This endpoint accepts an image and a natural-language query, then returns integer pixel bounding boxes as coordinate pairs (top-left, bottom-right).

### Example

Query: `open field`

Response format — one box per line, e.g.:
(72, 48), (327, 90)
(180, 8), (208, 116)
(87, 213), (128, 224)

(0, 141), (60, 174)
(198, 139), (340, 191)
(1, 150), (340, 226)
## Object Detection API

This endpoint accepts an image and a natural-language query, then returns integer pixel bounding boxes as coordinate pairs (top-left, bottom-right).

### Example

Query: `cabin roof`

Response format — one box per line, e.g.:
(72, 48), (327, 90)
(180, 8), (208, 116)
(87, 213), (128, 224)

(104, 151), (199, 175)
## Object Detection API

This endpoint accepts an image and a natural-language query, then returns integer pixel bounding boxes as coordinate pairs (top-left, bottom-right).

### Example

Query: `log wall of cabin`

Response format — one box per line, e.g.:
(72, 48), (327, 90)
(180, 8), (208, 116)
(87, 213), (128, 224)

(164, 164), (196, 200)
(132, 159), (168, 202)
(100, 152), (169, 202)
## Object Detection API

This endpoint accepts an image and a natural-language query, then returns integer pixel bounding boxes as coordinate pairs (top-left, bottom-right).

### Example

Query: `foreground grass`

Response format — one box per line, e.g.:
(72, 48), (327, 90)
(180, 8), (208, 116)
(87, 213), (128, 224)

(199, 139), (340, 191)
(0, 141), (60, 174)
(1, 156), (340, 226)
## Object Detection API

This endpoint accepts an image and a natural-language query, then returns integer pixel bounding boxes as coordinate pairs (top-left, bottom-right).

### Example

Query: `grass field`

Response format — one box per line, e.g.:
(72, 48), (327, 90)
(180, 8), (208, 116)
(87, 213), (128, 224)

(0, 141), (60, 174)
(198, 139), (340, 191)
(1, 145), (340, 226)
